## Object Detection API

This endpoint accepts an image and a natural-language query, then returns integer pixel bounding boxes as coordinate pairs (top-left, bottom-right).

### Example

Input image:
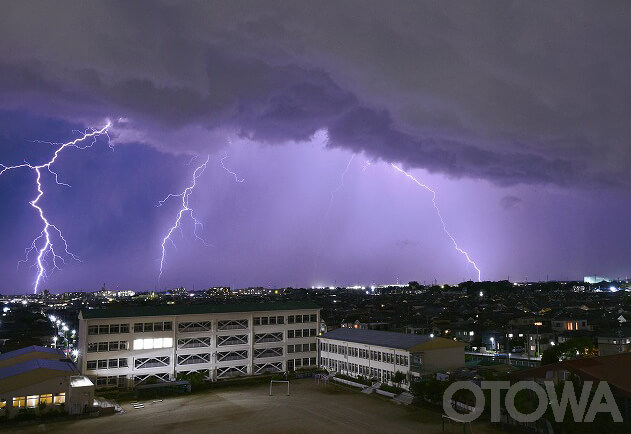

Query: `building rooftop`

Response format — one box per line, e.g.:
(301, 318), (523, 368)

(0, 345), (64, 362)
(80, 301), (320, 319)
(510, 352), (631, 398)
(0, 358), (78, 380)
(321, 328), (433, 350)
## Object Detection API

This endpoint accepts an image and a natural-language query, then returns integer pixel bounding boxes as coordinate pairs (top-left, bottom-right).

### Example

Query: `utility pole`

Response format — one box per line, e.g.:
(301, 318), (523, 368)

(618, 315), (627, 353)
(534, 321), (543, 358)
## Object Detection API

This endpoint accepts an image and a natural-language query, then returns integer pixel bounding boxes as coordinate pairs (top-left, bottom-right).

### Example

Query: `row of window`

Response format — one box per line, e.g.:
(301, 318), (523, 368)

(87, 314), (318, 335)
(320, 342), (408, 366)
(321, 358), (404, 383)
(253, 316), (285, 326)
(287, 343), (317, 353)
(87, 341), (129, 353)
(287, 328), (317, 339)
(87, 358), (129, 370)
(96, 375), (127, 386)
(88, 323), (130, 335)
(134, 322), (173, 333)
(288, 314), (318, 324)
(8, 393), (65, 409)
(287, 357), (317, 370)
(132, 337), (174, 350)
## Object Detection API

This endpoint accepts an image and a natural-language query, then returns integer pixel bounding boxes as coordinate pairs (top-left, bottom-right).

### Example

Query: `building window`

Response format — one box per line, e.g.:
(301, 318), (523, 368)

(0, 399), (6, 409)
(39, 394), (53, 405)
(27, 395), (39, 408)
(133, 337), (171, 350)
(87, 361), (97, 370)
(13, 397), (26, 408)
(54, 393), (65, 405)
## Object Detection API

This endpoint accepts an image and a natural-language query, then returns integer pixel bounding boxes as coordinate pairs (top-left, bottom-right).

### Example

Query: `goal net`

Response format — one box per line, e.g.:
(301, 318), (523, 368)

(269, 380), (290, 396)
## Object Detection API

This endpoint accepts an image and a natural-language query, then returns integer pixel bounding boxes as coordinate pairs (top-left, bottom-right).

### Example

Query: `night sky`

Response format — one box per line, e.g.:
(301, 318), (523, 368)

(1, 2), (631, 293)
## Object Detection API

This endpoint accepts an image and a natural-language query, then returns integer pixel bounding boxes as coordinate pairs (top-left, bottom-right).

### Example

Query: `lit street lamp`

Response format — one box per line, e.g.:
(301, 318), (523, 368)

(534, 321), (543, 358)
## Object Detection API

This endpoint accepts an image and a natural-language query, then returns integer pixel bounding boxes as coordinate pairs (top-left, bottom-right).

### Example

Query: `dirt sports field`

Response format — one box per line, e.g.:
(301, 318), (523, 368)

(8, 379), (501, 434)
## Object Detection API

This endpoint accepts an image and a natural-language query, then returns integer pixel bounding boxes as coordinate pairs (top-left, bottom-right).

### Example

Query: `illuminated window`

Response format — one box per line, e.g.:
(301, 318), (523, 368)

(133, 339), (144, 350)
(39, 394), (53, 405)
(143, 338), (154, 349)
(27, 395), (39, 408)
(153, 338), (163, 349)
(0, 399), (6, 409)
(54, 393), (65, 405)
(163, 337), (173, 348)
(13, 397), (26, 408)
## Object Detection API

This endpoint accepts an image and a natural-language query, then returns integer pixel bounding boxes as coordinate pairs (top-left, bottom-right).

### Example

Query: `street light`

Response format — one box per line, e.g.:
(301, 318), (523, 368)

(534, 321), (543, 358)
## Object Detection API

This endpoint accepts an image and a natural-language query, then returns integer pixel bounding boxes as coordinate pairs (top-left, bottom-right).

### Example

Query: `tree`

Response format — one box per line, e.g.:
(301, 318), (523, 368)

(392, 371), (405, 388)
(541, 348), (559, 365)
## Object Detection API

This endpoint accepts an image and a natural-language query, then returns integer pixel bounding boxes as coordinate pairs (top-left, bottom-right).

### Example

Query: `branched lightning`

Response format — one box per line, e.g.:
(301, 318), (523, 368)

(220, 152), (245, 183)
(391, 163), (482, 282)
(157, 155), (212, 282)
(0, 122), (112, 293)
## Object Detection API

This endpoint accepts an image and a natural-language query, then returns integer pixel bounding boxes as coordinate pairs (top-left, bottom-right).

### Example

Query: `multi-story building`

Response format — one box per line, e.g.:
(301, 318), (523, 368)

(77, 301), (320, 388)
(318, 328), (464, 389)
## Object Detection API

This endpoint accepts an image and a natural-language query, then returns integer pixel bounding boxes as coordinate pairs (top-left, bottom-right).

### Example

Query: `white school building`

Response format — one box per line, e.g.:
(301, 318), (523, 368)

(78, 301), (320, 388)
(318, 328), (465, 388)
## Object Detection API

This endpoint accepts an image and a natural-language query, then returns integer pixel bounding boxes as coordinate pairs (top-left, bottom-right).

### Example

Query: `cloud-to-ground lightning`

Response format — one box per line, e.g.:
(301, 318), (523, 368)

(312, 154), (356, 280)
(157, 155), (211, 283)
(391, 163), (482, 282)
(220, 152), (245, 183)
(0, 122), (112, 293)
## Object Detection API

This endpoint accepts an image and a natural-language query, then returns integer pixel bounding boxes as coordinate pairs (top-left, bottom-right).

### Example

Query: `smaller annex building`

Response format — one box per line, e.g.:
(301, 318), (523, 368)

(0, 346), (94, 419)
(318, 328), (464, 388)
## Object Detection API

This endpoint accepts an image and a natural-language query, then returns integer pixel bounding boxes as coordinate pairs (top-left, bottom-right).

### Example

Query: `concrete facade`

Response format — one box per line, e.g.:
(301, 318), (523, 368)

(78, 302), (321, 388)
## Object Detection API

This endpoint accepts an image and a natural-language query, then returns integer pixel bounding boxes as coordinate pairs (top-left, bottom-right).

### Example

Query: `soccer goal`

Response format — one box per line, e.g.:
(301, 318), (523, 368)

(269, 380), (290, 396)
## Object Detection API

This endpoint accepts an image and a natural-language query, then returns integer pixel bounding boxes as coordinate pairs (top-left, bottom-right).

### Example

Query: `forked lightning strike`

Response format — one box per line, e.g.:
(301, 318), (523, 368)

(158, 155), (211, 282)
(391, 163), (482, 282)
(0, 122), (112, 293)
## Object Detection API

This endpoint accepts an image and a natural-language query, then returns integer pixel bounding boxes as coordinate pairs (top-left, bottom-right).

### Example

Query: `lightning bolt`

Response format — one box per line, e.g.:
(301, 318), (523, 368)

(391, 163), (482, 282)
(0, 122), (112, 293)
(157, 155), (211, 283)
(220, 152), (245, 183)
(313, 154), (355, 279)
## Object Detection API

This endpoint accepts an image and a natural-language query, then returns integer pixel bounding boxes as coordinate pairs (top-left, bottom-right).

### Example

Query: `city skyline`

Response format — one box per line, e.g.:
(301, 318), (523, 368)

(2, 2), (631, 293)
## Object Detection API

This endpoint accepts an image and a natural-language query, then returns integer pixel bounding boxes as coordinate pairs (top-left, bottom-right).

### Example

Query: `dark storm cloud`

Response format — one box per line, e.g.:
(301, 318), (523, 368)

(1, 1), (630, 187)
